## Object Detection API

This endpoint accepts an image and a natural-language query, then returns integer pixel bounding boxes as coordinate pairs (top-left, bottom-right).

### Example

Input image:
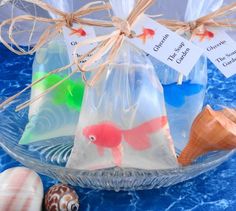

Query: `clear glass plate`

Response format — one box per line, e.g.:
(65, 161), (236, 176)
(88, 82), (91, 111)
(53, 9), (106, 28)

(0, 93), (234, 191)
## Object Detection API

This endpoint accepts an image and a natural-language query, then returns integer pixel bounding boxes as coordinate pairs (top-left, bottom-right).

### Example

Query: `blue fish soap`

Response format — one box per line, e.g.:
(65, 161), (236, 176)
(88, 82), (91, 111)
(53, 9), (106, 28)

(163, 81), (203, 108)
(151, 56), (207, 154)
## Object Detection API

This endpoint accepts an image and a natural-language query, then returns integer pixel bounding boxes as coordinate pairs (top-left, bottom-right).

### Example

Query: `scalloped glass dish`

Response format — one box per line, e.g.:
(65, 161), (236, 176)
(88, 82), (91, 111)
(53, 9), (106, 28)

(0, 93), (234, 191)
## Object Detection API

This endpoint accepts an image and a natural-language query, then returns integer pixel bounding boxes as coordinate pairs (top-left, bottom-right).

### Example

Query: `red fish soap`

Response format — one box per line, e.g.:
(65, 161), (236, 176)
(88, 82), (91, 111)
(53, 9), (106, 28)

(82, 117), (168, 166)
(0, 167), (44, 211)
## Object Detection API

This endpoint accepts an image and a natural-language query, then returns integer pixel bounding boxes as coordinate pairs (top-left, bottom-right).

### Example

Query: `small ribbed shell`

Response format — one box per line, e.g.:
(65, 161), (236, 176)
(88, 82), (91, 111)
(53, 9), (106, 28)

(45, 184), (80, 211)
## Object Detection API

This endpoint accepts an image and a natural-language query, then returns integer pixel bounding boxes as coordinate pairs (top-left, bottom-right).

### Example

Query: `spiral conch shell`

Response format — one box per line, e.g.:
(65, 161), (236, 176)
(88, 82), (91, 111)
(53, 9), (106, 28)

(0, 167), (44, 211)
(178, 105), (236, 166)
(45, 184), (80, 211)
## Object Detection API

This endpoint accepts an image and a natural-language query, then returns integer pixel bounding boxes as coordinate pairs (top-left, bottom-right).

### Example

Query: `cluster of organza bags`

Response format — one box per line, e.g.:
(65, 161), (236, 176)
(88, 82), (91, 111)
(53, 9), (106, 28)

(0, 0), (233, 170)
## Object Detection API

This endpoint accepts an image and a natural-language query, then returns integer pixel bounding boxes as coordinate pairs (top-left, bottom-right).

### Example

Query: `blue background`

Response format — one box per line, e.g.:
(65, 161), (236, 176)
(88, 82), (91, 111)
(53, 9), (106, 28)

(0, 44), (236, 211)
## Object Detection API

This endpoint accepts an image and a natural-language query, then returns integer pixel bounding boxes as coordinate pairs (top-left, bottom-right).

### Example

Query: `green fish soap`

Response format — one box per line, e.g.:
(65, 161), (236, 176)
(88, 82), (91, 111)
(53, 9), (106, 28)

(33, 72), (84, 111)
(19, 36), (84, 145)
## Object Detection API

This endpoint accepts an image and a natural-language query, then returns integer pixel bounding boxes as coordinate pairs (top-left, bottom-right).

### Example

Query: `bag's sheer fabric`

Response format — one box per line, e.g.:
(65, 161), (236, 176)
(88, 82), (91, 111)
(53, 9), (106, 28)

(66, 0), (178, 170)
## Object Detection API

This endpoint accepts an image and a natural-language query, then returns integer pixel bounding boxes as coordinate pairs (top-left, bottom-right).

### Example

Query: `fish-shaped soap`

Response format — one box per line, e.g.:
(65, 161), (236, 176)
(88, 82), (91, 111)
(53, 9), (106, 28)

(45, 184), (79, 211)
(0, 167), (44, 211)
(34, 72), (85, 112)
(163, 81), (203, 107)
(82, 116), (168, 166)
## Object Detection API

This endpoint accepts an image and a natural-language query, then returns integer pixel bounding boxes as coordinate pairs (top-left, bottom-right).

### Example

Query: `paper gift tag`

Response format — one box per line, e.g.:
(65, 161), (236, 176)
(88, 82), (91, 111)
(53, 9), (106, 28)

(192, 28), (236, 78)
(63, 24), (97, 65)
(128, 14), (203, 76)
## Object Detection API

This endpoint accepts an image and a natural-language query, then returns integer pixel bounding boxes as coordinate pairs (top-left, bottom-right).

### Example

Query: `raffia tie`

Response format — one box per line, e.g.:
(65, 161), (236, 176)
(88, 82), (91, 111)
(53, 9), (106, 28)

(64, 13), (75, 28)
(0, 0), (112, 55)
(157, 2), (236, 35)
(72, 0), (154, 86)
(112, 17), (136, 38)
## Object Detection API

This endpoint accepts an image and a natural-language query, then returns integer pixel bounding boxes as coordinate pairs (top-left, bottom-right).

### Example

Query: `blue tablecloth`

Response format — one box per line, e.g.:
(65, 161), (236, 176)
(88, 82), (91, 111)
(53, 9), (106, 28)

(0, 44), (236, 211)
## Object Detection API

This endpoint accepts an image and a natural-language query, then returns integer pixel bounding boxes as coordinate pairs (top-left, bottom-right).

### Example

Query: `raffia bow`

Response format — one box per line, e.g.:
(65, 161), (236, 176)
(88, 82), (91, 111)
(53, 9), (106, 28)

(72, 0), (155, 86)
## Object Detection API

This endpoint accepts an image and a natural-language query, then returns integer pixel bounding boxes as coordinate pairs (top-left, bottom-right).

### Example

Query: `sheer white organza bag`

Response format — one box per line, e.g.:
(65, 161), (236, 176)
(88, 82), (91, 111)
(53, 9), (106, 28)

(67, 0), (178, 170)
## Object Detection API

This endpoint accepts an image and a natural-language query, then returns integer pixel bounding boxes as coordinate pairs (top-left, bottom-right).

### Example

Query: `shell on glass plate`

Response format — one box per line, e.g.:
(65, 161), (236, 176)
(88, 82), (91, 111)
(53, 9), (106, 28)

(44, 184), (79, 211)
(0, 167), (44, 211)
(178, 105), (236, 166)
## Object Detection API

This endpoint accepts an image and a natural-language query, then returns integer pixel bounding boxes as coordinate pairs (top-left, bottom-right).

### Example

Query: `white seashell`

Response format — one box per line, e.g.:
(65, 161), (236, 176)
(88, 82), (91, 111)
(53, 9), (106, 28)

(0, 167), (44, 211)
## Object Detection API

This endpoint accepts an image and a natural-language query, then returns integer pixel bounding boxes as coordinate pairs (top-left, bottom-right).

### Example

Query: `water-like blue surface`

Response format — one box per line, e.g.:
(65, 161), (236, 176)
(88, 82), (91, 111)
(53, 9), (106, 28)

(0, 44), (236, 210)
